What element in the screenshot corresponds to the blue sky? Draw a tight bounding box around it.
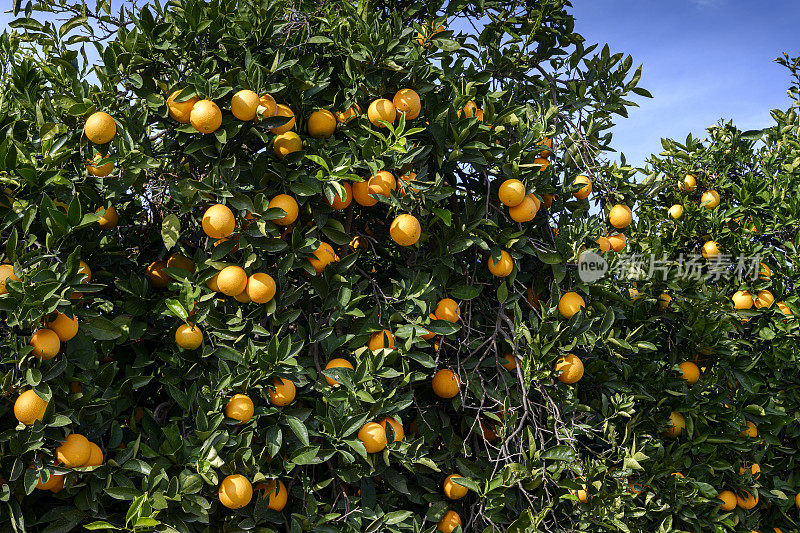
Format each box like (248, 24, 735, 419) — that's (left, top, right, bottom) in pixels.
(569, 0, 800, 167)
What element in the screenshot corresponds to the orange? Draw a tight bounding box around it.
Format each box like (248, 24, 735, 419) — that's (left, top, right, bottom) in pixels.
(739, 463, 761, 479)
(555, 354, 583, 384)
(533, 157, 550, 170)
(542, 193, 555, 208)
(501, 352, 517, 370)
(435, 298, 460, 322)
(358, 422, 387, 453)
(234, 290, 251, 303)
(96, 205, 118, 228)
(36, 471, 64, 491)
(596, 236, 611, 252)
(56, 433, 91, 467)
(558, 292, 585, 318)
(498, 179, 525, 207)
(460, 100, 477, 118)
(78, 260, 91, 282)
(146, 260, 169, 288)
(421, 313, 437, 341)
(231, 89, 260, 121)
(609, 204, 632, 229)
(167, 89, 198, 123)
(268, 194, 299, 225)
(432, 369, 461, 398)
(175, 324, 203, 350)
(509, 195, 538, 222)
(337, 103, 361, 123)
(268, 377, 296, 406)
(327, 182, 353, 210)
(225, 394, 254, 423)
(0, 263, 19, 294)
(307, 109, 337, 138)
(417, 24, 444, 45)
(47, 312, 78, 342)
(741, 420, 758, 438)
(488, 250, 513, 277)
(273, 131, 303, 158)
(399, 171, 421, 195)
(189, 99, 222, 134)
(658, 293, 672, 309)
(393, 89, 421, 120)
(795, 491, 800, 509)
(777, 301, 793, 316)
(14, 389, 48, 425)
(736, 490, 758, 510)
(368, 329, 394, 351)
(308, 242, 338, 274)
(681, 174, 697, 192)
(367, 98, 397, 127)
(217, 266, 248, 296)
(759, 262, 771, 279)
(352, 179, 377, 206)
(259, 93, 277, 118)
(381, 417, 404, 442)
(84, 442, 104, 467)
(668, 204, 684, 220)
(665, 411, 685, 437)
(245, 273, 276, 304)
(717, 490, 737, 511)
(443, 474, 468, 500)
(30, 328, 60, 360)
(701, 190, 720, 209)
(390, 214, 421, 246)
(202, 204, 235, 239)
(732, 290, 753, 310)
(608, 233, 626, 252)
(702, 240, 720, 259)
(218, 474, 253, 509)
(755, 289, 774, 309)
(368, 170, 397, 198)
(324, 358, 354, 386)
(84, 111, 116, 144)
(678, 361, 700, 384)
(167, 253, 195, 274)
(271, 104, 295, 134)
(437, 510, 462, 533)
(256, 479, 288, 511)
(86, 153, 114, 177)
(573, 175, 592, 199)
(572, 480, 590, 503)
(538, 137, 554, 157)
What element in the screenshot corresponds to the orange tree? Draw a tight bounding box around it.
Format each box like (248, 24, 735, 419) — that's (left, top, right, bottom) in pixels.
(7, 0, 800, 532)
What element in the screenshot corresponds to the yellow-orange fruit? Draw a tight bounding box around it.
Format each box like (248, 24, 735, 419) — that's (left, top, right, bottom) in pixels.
(146, 260, 169, 288)
(573, 175, 592, 199)
(217, 266, 248, 296)
(488, 250, 514, 277)
(271, 104, 295, 134)
(86, 153, 114, 177)
(0, 263, 19, 294)
(736, 490, 758, 510)
(231, 89, 260, 121)
(435, 298, 460, 322)
(167, 89, 198, 123)
(189, 99, 222, 134)
(381, 417, 404, 442)
(502, 352, 517, 370)
(175, 324, 203, 350)
(437, 510, 462, 533)
(732, 290, 753, 310)
(36, 471, 64, 491)
(308, 242, 338, 274)
(30, 328, 60, 360)
(498, 179, 525, 207)
(96, 206, 118, 229)
(701, 240, 720, 259)
(665, 411, 685, 437)
(443, 474, 468, 500)
(225, 394, 254, 423)
(83, 442, 104, 467)
(259, 93, 277, 118)
(167, 253, 195, 274)
(390, 214, 421, 246)
(14, 389, 48, 425)
(558, 292, 585, 318)
(202, 204, 235, 239)
(681, 174, 697, 192)
(555, 354, 583, 383)
(368, 329, 394, 351)
(393, 89, 421, 120)
(460, 100, 477, 118)
(324, 358, 354, 386)
(268, 377, 296, 406)
(368, 170, 397, 198)
(701, 190, 720, 209)
(609, 204, 632, 229)
(741, 420, 757, 438)
(337, 103, 361, 123)
(668, 204, 684, 220)
(755, 289, 774, 309)
(245, 273, 276, 304)
(56, 433, 91, 467)
(352, 179, 377, 206)
(327, 182, 353, 210)
(358, 422, 387, 453)
(47, 312, 78, 342)
(218, 474, 253, 509)
(509, 195, 538, 222)
(84, 111, 116, 144)
(268, 194, 299, 225)
(367, 98, 397, 127)
(678, 361, 700, 384)
(432, 369, 461, 398)
(308, 109, 337, 138)
(256, 479, 288, 511)
(608, 233, 626, 252)
(273, 131, 303, 158)
(717, 490, 737, 511)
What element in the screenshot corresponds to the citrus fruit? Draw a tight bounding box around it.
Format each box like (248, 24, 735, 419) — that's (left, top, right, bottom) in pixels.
(702, 240, 720, 259)
(778, 301, 793, 316)
(393, 88, 421, 120)
(665, 411, 685, 437)
(175, 324, 203, 349)
(390, 214, 421, 246)
(84, 442, 104, 467)
(84, 111, 116, 144)
(78, 260, 91, 282)
(308, 242, 338, 274)
(509, 195, 538, 222)
(555, 354, 584, 383)
(352, 179, 377, 206)
(273, 131, 303, 158)
(533, 157, 550, 170)
(0, 263, 19, 294)
(573, 175, 592, 199)
(558, 292, 585, 318)
(259, 93, 277, 118)
(460, 100, 477, 118)
(741, 420, 758, 437)
(717, 490, 737, 511)
(381, 417, 404, 442)
(30, 328, 60, 360)
(245, 273, 276, 304)
(417, 24, 444, 45)
(307, 109, 337, 138)
(86, 153, 114, 177)
(739, 464, 761, 479)
(167, 89, 198, 123)
(146, 260, 169, 288)
(368, 329, 394, 351)
(337, 103, 361, 123)
(234, 290, 251, 303)
(268, 377, 296, 406)
(488, 250, 513, 277)
(324, 358, 354, 386)
(701, 190, 720, 209)
(443, 474, 468, 500)
(538, 137, 554, 157)
(268, 194, 299, 225)
(14, 389, 48, 425)
(218, 474, 253, 509)
(678, 361, 700, 384)
(231, 89, 260, 121)
(217, 266, 248, 296)
(759, 262, 771, 279)
(189, 99, 222, 134)
(668, 204, 684, 220)
(367, 98, 397, 127)
(225, 394, 255, 423)
(435, 298, 460, 322)
(732, 290, 753, 310)
(202, 204, 235, 239)
(609, 204, 632, 229)
(437, 510, 461, 533)
(368, 170, 397, 198)
(47, 312, 78, 342)
(501, 352, 517, 370)
(432, 369, 460, 398)
(256, 479, 288, 511)
(96, 206, 118, 228)
(658, 293, 673, 309)
(358, 422, 387, 453)
(167, 253, 195, 274)
(596, 236, 611, 252)
(498, 179, 525, 207)
(327, 182, 352, 210)
(681, 174, 697, 192)
(608, 233, 626, 252)
(736, 490, 758, 510)
(271, 104, 295, 133)
(56, 433, 91, 467)
(421, 313, 437, 341)
(755, 290, 774, 309)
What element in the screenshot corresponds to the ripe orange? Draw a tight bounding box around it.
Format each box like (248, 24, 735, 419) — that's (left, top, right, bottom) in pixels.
(217, 266, 248, 296)
(509, 195, 538, 222)
(390, 214, 421, 246)
(432, 369, 461, 398)
(393, 89, 421, 120)
(795, 491, 800, 509)
(0, 263, 19, 294)
(759, 262, 771, 279)
(488, 250, 514, 277)
(324, 358, 354, 386)
(273, 131, 303, 158)
(658, 293, 672, 309)
(736, 490, 758, 510)
(417, 24, 444, 45)
(498, 179, 525, 207)
(189, 99, 222, 134)
(555, 354, 584, 384)
(145, 259, 172, 289)
(219, 474, 253, 509)
(245, 273, 276, 304)
(175, 324, 203, 350)
(702, 240, 720, 259)
(56, 433, 91, 467)
(84, 442, 104, 467)
(368, 329, 394, 351)
(337, 103, 361, 123)
(435, 298, 460, 322)
(47, 312, 78, 342)
(167, 253, 195, 274)
(308, 242, 338, 274)
(308, 109, 337, 138)
(741, 420, 758, 438)
(367, 98, 397, 127)
(268, 377, 296, 406)
(231, 89, 260, 121)
(259, 93, 277, 118)
(739, 463, 761, 479)
(717, 490, 737, 511)
(443, 474, 468, 500)
(608, 233, 626, 252)
(596, 236, 611, 252)
(437, 510, 462, 533)
(732, 290, 753, 310)
(755, 290, 774, 309)
(14, 389, 48, 425)
(256, 479, 288, 511)
(460, 100, 477, 118)
(84, 111, 116, 144)
(268, 194, 299, 225)
(538, 137, 554, 157)
(225, 394, 254, 423)
(87, 153, 114, 177)
(327, 182, 352, 210)
(30, 328, 60, 360)
(777, 301, 793, 316)
(701, 190, 720, 209)
(421, 313, 437, 341)
(167, 89, 198, 123)
(271, 104, 296, 134)
(678, 361, 700, 384)
(573, 175, 592, 199)
(352, 179, 377, 206)
(501, 352, 517, 370)
(78, 260, 91, 282)
(368, 170, 397, 198)
(234, 290, 251, 303)
(533, 157, 550, 171)
(680, 174, 697, 192)
(96, 205, 118, 228)
(202, 204, 235, 239)
(358, 422, 387, 453)
(381, 417, 404, 442)
(668, 204, 684, 220)
(665, 411, 685, 437)
(558, 292, 585, 318)
(609, 204, 632, 229)
(36, 470, 65, 491)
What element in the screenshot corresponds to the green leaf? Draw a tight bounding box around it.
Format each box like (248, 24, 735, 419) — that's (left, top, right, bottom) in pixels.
(161, 214, 180, 250)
